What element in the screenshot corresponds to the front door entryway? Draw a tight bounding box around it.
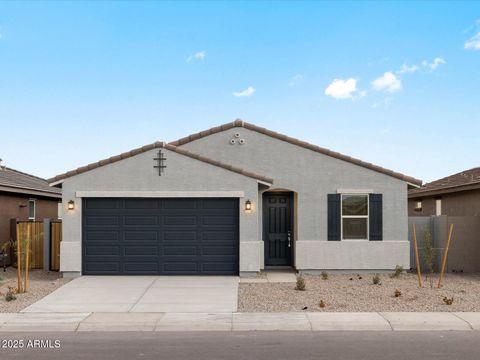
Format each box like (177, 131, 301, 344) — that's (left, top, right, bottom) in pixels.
(263, 192, 293, 266)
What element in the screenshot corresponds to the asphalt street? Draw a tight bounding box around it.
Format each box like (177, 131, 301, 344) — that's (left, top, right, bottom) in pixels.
(1, 331, 480, 360)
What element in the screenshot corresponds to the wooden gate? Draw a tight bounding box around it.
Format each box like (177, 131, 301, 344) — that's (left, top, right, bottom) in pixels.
(16, 221, 44, 269)
(50, 222, 62, 271)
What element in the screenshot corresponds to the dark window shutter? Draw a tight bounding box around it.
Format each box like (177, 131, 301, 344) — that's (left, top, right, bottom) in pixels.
(369, 194, 383, 241)
(328, 194, 341, 241)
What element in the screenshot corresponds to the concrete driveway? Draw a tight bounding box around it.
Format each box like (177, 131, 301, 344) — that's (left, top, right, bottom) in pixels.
(22, 276, 239, 313)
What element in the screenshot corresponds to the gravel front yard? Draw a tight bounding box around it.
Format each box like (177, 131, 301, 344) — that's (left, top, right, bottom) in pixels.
(0, 267, 70, 312)
(239, 273, 480, 312)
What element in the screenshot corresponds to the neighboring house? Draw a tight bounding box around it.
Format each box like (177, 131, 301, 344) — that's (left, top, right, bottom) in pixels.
(408, 167, 480, 216)
(49, 120, 421, 277)
(0, 166, 62, 264)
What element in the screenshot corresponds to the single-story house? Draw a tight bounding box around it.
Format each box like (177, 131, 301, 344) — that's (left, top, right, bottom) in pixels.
(0, 165, 62, 264)
(49, 120, 422, 277)
(409, 167, 480, 216)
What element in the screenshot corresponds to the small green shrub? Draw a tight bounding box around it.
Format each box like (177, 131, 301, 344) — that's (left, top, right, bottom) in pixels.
(372, 274, 381, 285)
(295, 275, 306, 291)
(321, 271, 328, 280)
(390, 265, 404, 278)
(5, 287, 17, 302)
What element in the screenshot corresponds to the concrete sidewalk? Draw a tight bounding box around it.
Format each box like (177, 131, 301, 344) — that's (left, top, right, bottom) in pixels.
(0, 312, 478, 332)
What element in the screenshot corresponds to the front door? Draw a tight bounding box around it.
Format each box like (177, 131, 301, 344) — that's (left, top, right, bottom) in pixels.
(263, 192, 293, 266)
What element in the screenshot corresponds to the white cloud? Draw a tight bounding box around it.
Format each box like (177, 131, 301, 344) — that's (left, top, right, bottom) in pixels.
(324, 78, 359, 99)
(186, 50, 206, 63)
(465, 32, 480, 50)
(422, 57, 446, 71)
(371, 72, 402, 93)
(233, 86, 255, 97)
(397, 63, 419, 74)
(288, 74, 304, 87)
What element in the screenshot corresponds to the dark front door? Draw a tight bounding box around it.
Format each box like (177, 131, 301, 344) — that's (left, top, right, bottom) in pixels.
(263, 193, 293, 266)
(82, 198, 239, 275)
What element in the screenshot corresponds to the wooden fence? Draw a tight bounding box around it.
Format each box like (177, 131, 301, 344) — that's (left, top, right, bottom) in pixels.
(50, 222, 62, 271)
(10, 220, 63, 271)
(16, 221, 44, 269)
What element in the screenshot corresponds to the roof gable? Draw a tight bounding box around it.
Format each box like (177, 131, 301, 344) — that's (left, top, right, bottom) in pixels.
(170, 119, 422, 186)
(48, 142, 273, 185)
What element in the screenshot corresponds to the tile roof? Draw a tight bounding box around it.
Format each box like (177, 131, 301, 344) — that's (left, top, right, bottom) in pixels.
(170, 119, 423, 186)
(48, 142, 273, 185)
(0, 167, 62, 197)
(409, 167, 480, 197)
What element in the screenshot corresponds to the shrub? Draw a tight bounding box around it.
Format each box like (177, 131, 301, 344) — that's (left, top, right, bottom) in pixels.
(372, 274, 381, 285)
(295, 275, 306, 291)
(390, 265, 404, 278)
(321, 271, 328, 280)
(5, 287, 17, 302)
(423, 226, 436, 288)
(443, 296, 454, 305)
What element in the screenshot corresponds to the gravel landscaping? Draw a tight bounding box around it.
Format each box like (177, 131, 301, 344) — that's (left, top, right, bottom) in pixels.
(0, 267, 70, 312)
(239, 272, 480, 312)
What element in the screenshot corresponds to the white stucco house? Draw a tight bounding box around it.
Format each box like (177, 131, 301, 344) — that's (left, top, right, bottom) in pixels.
(49, 120, 422, 277)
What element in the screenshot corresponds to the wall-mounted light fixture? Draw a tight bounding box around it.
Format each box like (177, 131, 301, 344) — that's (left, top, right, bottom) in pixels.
(67, 200, 75, 210)
(245, 200, 252, 212)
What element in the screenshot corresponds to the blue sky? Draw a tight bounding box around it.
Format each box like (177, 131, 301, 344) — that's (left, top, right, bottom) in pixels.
(0, 1, 479, 182)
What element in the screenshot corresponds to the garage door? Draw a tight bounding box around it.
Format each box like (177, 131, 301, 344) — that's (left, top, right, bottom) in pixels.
(82, 198, 239, 275)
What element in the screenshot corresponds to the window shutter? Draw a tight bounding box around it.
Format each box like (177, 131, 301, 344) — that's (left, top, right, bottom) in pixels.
(327, 194, 341, 241)
(369, 194, 383, 241)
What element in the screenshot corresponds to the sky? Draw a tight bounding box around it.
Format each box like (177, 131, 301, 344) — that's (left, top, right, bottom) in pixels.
(0, 1, 479, 183)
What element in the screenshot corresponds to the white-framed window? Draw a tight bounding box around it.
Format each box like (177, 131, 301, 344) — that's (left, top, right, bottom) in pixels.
(435, 198, 442, 216)
(28, 199, 36, 221)
(341, 194, 368, 240)
(57, 202, 62, 220)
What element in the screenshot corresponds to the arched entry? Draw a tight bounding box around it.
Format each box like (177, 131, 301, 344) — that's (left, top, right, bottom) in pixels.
(263, 190, 295, 267)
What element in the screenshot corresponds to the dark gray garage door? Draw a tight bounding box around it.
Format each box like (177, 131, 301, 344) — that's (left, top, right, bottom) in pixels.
(82, 198, 239, 275)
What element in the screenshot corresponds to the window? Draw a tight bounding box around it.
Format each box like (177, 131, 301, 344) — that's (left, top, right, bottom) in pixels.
(414, 200, 422, 212)
(341, 194, 368, 240)
(57, 202, 62, 219)
(28, 199, 35, 221)
(435, 198, 442, 216)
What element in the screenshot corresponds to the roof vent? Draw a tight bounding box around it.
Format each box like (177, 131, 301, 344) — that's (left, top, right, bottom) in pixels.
(0, 158, 5, 171)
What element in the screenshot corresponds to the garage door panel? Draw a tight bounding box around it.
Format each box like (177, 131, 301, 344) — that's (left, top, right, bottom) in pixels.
(123, 246, 158, 256)
(124, 199, 159, 209)
(163, 246, 197, 256)
(163, 199, 197, 209)
(164, 231, 197, 241)
(85, 246, 120, 256)
(202, 246, 237, 256)
(85, 199, 121, 210)
(124, 216, 158, 226)
(85, 216, 120, 227)
(124, 231, 158, 241)
(85, 262, 120, 273)
(85, 231, 119, 242)
(163, 215, 197, 225)
(123, 262, 158, 273)
(83, 198, 238, 275)
(162, 262, 198, 273)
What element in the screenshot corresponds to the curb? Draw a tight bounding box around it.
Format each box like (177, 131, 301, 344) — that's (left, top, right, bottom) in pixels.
(0, 312, 478, 332)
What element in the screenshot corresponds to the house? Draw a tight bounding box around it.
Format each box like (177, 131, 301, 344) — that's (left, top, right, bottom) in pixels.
(48, 120, 421, 277)
(408, 167, 480, 272)
(0, 165, 62, 264)
(408, 167, 480, 216)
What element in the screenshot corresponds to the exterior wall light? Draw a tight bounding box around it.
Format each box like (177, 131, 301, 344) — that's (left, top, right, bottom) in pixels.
(245, 200, 252, 212)
(68, 200, 75, 210)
